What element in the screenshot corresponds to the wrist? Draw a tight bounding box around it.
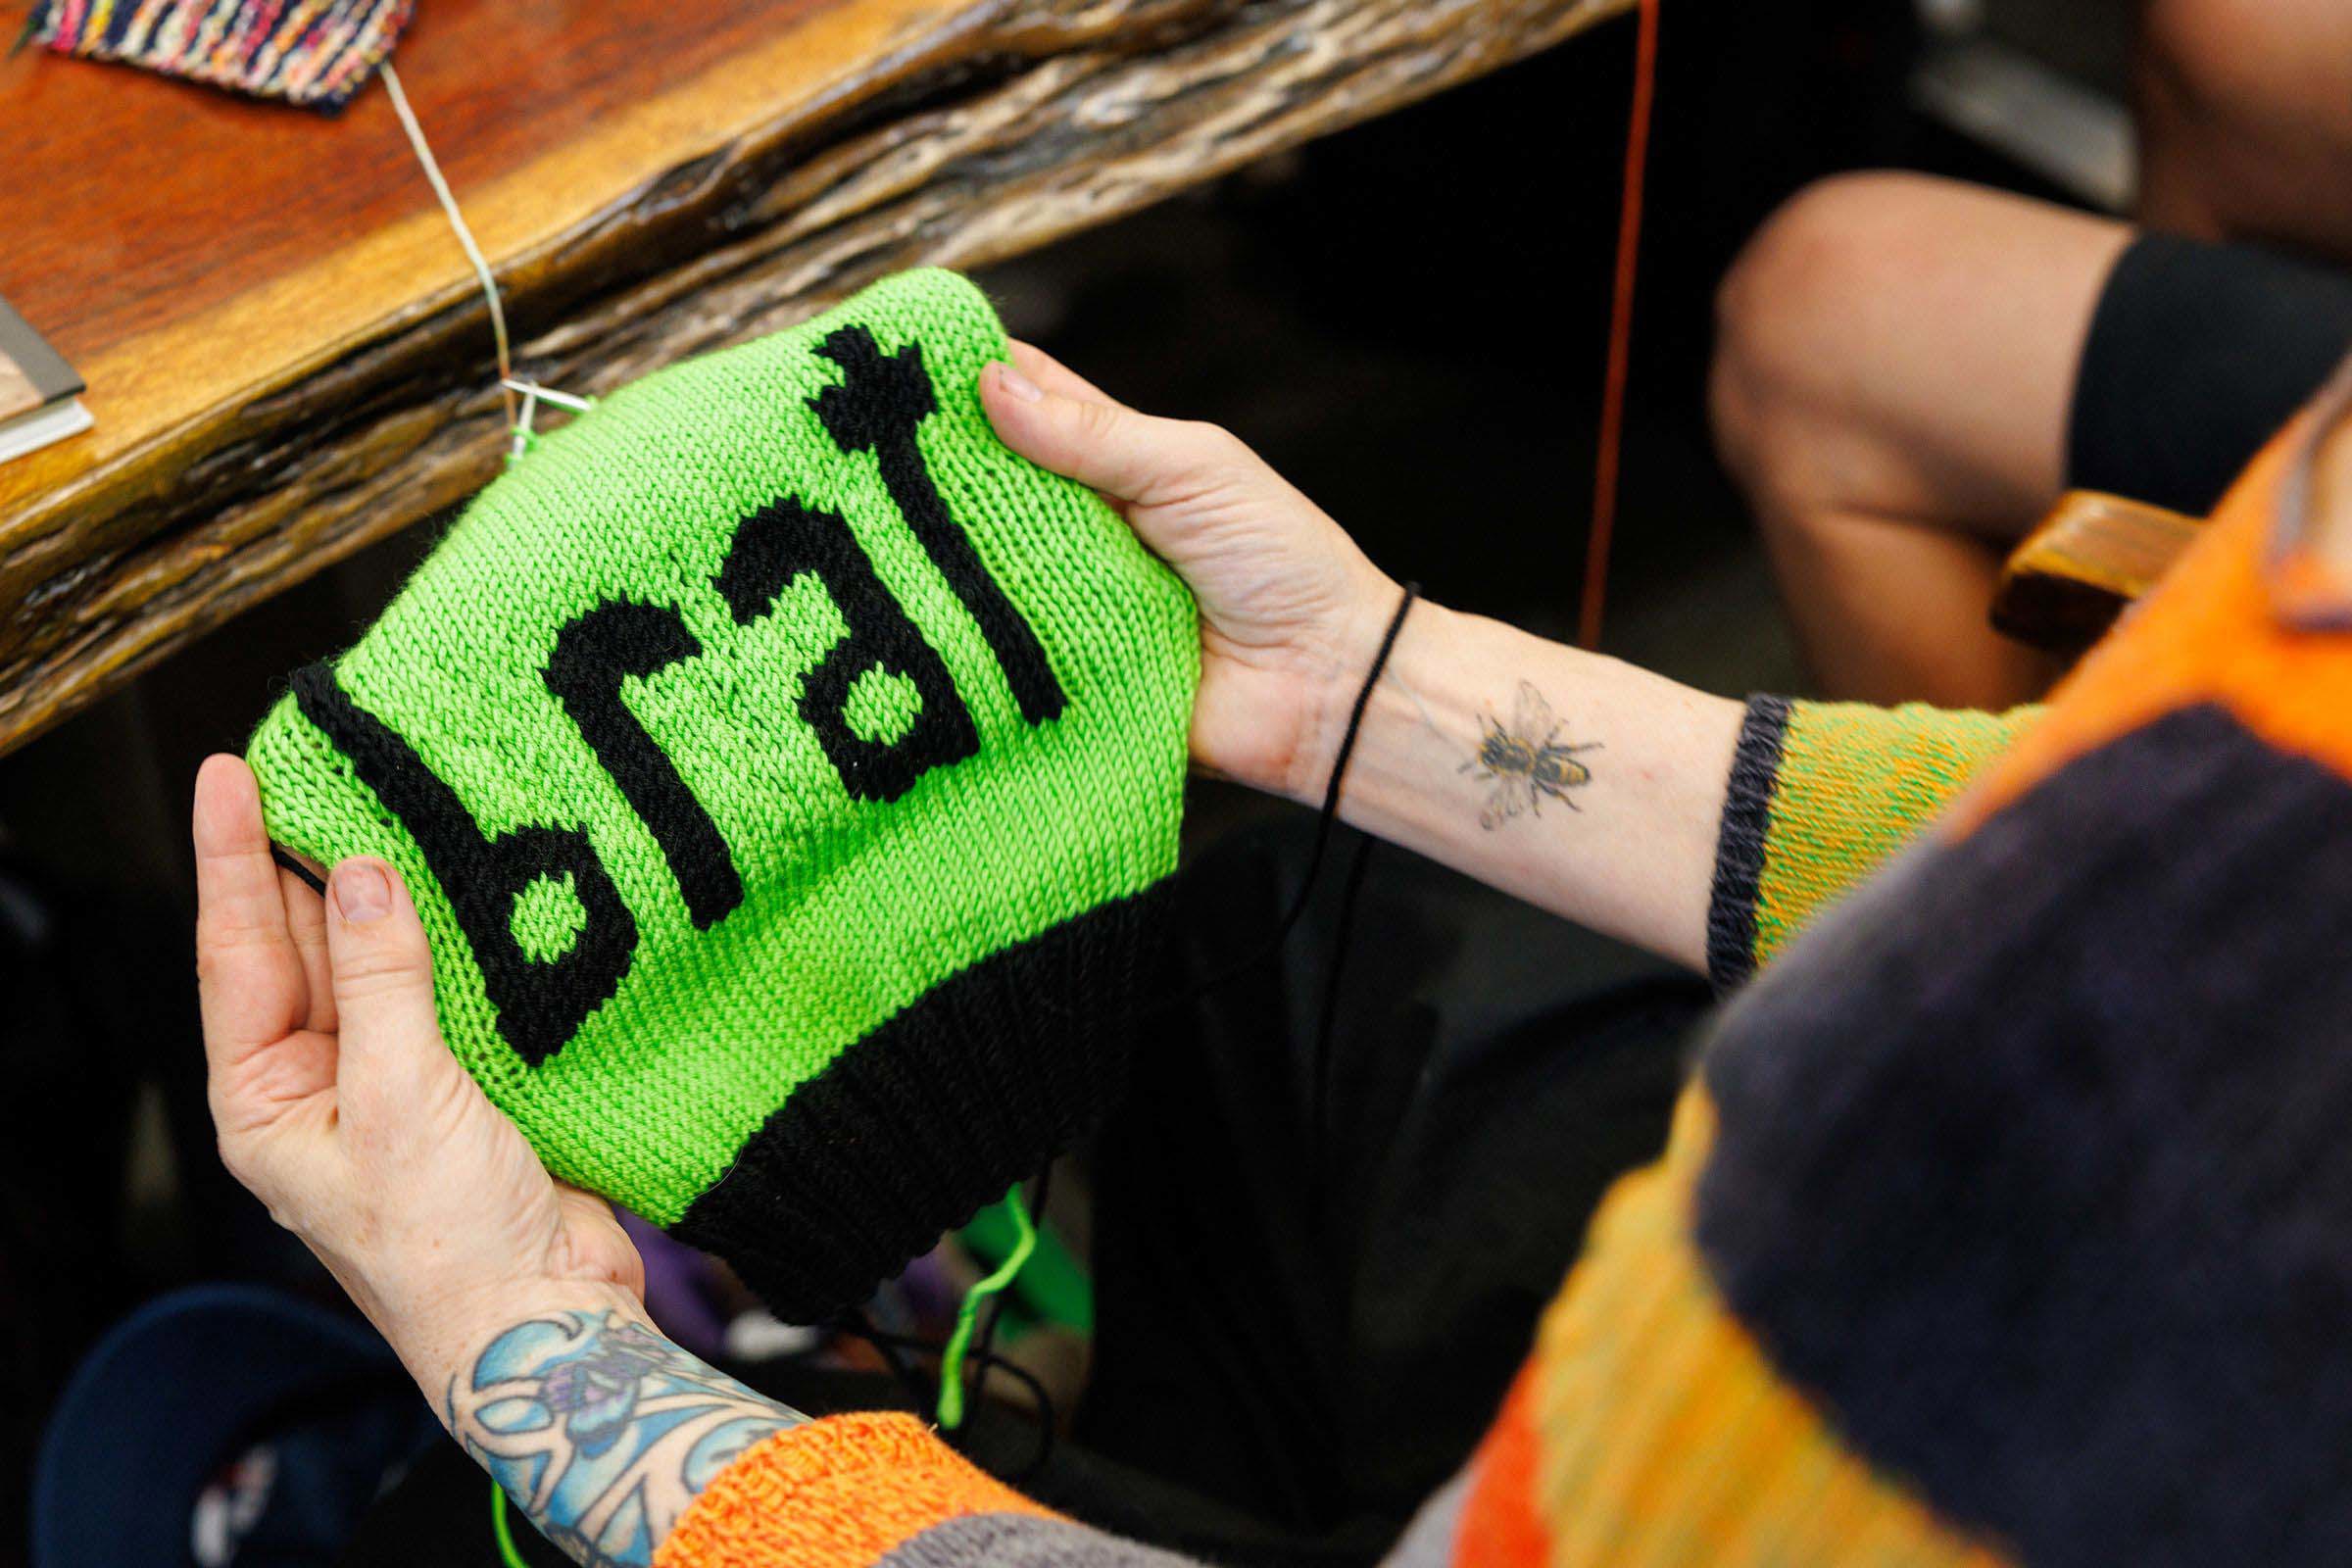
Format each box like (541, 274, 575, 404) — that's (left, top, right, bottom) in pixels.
(390, 1276, 647, 1421)
(1275, 583, 1446, 808)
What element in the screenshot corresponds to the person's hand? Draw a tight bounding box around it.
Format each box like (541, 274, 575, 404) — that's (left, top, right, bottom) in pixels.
(980, 343, 1405, 804)
(193, 755, 643, 1395)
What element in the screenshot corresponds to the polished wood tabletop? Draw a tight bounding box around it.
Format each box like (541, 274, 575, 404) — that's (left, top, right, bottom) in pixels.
(0, 0, 1629, 756)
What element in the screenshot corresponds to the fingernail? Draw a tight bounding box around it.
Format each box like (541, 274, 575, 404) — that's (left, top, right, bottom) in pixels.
(992, 363, 1043, 404)
(333, 861, 391, 922)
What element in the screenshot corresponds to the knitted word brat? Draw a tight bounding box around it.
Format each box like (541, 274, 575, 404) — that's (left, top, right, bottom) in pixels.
(287, 324, 1066, 1068)
(249, 270, 1198, 1317)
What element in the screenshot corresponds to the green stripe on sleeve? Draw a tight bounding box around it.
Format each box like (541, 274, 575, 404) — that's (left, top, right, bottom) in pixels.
(1708, 699, 2041, 987)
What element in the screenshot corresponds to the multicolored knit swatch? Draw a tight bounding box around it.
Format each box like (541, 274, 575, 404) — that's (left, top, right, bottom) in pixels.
(248, 270, 1199, 1321)
(31, 0, 414, 110)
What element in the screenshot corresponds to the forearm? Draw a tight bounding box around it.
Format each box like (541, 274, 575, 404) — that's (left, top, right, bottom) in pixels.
(423, 1290, 1145, 1568)
(1321, 600, 1745, 973)
(431, 1286, 808, 1566)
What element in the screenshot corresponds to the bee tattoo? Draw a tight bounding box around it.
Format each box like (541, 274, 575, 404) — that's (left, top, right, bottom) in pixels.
(1462, 681, 1600, 830)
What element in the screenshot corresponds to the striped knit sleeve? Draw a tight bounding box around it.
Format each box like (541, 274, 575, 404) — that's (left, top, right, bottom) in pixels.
(648, 1407, 1480, 1567)
(1704, 698, 2041, 990)
(651, 1411, 1200, 1568)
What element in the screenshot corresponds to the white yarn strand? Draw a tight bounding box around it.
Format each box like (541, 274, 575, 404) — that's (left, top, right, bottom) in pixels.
(380, 62, 516, 431)
(502, 379, 595, 414)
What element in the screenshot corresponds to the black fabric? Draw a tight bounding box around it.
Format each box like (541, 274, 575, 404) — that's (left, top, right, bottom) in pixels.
(674, 885, 1172, 1326)
(2070, 232, 2352, 514)
(1695, 703, 2352, 1568)
(1078, 813, 1707, 1558)
(1703, 695, 1790, 994)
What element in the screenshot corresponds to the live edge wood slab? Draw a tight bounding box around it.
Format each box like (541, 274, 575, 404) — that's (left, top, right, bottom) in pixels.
(0, 0, 1630, 758)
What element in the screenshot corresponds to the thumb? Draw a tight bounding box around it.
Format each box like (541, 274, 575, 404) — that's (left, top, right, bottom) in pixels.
(324, 858, 451, 1102)
(980, 359, 1242, 509)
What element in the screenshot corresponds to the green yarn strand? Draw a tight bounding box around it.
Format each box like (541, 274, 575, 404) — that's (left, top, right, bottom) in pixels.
(937, 1183, 1038, 1430)
(490, 1482, 528, 1568)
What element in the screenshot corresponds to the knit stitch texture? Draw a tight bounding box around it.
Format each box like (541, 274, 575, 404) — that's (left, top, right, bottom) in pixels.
(32, 0, 413, 110)
(1706, 700, 2037, 987)
(652, 1413, 1053, 1568)
(248, 270, 1197, 1315)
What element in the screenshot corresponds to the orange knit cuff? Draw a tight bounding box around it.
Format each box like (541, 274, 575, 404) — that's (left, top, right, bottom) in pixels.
(652, 1411, 1057, 1568)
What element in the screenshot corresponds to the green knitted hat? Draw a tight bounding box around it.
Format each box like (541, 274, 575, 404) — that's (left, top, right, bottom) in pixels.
(247, 270, 1198, 1320)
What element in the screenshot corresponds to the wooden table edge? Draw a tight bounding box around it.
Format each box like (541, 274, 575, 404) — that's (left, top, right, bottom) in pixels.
(0, 0, 1634, 757)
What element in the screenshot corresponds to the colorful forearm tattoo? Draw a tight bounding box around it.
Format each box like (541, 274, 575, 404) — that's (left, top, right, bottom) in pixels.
(450, 1309, 806, 1566)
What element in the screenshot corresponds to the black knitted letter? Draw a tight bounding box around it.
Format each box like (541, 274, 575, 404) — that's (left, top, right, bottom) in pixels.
(810, 325, 1066, 726)
(291, 665, 636, 1067)
(546, 601, 744, 931)
(716, 495, 979, 803)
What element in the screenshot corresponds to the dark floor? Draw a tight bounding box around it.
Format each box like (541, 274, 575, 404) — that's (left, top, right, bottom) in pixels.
(0, 0, 2108, 1554)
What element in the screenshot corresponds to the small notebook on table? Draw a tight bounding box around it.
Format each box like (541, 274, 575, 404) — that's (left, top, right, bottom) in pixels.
(0, 297, 92, 466)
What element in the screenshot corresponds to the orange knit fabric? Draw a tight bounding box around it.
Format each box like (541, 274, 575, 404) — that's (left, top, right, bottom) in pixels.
(1454, 1365, 1551, 1568)
(1957, 418, 2352, 833)
(652, 1412, 1056, 1568)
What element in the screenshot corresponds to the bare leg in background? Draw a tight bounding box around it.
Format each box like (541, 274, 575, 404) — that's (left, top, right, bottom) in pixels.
(1710, 173, 2127, 709)
(1712, 2, 2352, 709)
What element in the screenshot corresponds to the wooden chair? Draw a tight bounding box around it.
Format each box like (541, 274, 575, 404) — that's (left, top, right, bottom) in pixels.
(1990, 490, 2203, 652)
